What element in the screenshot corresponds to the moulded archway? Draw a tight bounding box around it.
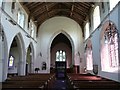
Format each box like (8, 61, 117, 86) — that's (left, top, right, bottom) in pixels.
(100, 20, 119, 72)
(48, 30, 75, 73)
(7, 32, 25, 77)
(37, 16, 83, 73)
(26, 42, 34, 74)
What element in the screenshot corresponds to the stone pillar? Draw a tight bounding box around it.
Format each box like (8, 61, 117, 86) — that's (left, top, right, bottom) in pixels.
(0, 34, 3, 82)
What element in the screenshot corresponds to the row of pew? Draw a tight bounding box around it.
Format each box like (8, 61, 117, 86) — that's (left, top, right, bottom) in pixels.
(2, 73, 55, 90)
(67, 73, 120, 90)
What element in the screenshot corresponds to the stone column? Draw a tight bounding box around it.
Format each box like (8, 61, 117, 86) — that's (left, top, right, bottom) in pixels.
(0, 33, 3, 82)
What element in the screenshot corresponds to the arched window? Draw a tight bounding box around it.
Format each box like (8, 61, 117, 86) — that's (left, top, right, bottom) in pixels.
(0, 0, 3, 7)
(85, 39, 93, 70)
(101, 22, 119, 72)
(85, 22, 90, 40)
(31, 24, 34, 38)
(8, 55, 14, 67)
(29, 20, 35, 38)
(110, 0, 119, 11)
(93, 6, 100, 30)
(11, 0, 16, 13)
(17, 10, 25, 28)
(56, 50, 66, 62)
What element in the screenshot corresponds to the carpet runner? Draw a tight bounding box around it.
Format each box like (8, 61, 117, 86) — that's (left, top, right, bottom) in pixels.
(51, 79, 68, 90)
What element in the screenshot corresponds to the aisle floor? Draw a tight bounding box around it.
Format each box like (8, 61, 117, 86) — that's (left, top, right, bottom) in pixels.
(51, 79, 68, 90)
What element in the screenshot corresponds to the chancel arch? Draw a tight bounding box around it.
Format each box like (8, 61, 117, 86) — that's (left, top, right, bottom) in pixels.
(49, 30, 74, 73)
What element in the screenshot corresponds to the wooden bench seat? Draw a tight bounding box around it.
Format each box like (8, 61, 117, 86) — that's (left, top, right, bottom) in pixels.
(2, 73, 55, 90)
(3, 80, 46, 88)
(67, 73, 120, 90)
(73, 80, 120, 89)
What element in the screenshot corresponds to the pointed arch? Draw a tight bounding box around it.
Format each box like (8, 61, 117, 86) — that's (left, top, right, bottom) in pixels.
(7, 32, 26, 76)
(100, 20, 119, 72)
(49, 30, 74, 52)
(26, 42, 34, 73)
(47, 30, 75, 72)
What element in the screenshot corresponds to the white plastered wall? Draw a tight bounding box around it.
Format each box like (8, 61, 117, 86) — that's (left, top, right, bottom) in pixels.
(85, 2, 120, 82)
(36, 16, 84, 73)
(1, 2, 36, 81)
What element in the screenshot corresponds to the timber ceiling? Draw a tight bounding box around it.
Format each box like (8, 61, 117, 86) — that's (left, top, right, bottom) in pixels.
(21, 2, 94, 34)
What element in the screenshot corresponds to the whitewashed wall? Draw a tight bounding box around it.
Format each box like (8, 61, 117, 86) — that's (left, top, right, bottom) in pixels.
(0, 2, 37, 82)
(36, 16, 84, 73)
(85, 2, 120, 82)
(1, 1, 120, 83)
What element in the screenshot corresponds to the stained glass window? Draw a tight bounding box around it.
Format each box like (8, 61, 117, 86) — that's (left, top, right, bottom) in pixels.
(8, 55, 14, 67)
(108, 33, 119, 67)
(101, 22, 119, 71)
(56, 50, 66, 62)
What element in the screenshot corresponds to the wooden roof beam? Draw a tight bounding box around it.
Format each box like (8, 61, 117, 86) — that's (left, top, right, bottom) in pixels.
(74, 5, 88, 15)
(70, 4, 74, 17)
(74, 3, 89, 12)
(34, 9, 70, 20)
(72, 14, 85, 22)
(45, 2, 50, 17)
(30, 2, 46, 13)
(23, 2, 33, 6)
(28, 2, 43, 10)
(82, 2, 92, 7)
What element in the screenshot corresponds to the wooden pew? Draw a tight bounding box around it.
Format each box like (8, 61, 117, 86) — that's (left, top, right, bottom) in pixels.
(2, 73, 55, 90)
(72, 80, 120, 89)
(67, 73, 120, 90)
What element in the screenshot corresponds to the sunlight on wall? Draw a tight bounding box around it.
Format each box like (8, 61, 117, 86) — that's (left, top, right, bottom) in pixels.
(110, 0, 120, 11)
(85, 39, 93, 70)
(101, 44, 110, 71)
(86, 50, 93, 70)
(85, 22, 90, 40)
